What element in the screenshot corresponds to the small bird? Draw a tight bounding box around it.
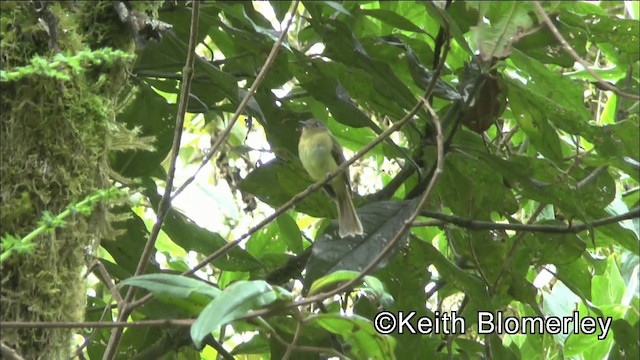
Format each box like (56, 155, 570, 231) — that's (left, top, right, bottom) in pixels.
(298, 119, 363, 237)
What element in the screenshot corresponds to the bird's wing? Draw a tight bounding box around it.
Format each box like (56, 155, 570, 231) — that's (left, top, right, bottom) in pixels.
(330, 136, 352, 194)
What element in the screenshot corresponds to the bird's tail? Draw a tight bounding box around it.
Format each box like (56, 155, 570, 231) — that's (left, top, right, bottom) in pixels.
(337, 194, 363, 238)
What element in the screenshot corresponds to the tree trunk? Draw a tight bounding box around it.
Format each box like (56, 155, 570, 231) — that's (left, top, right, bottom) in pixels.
(0, 1, 152, 357)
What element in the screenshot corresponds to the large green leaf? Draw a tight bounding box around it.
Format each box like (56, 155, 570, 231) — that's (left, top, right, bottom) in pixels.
(374, 239, 443, 357)
(469, 2, 534, 61)
(121, 273, 221, 299)
(303, 199, 418, 291)
(307, 313, 396, 359)
(507, 50, 592, 135)
(238, 157, 335, 218)
(113, 84, 175, 178)
(191, 280, 277, 348)
(142, 179, 263, 271)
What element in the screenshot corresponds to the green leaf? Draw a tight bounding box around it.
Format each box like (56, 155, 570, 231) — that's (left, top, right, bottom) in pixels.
(557, 257, 593, 302)
(101, 209, 155, 278)
(524, 225, 586, 265)
(303, 200, 418, 291)
(245, 221, 287, 260)
(592, 255, 626, 305)
(611, 319, 640, 360)
(307, 270, 390, 303)
(559, 10, 639, 66)
(374, 239, 439, 358)
(142, 179, 263, 271)
(276, 213, 303, 254)
(469, 2, 534, 61)
(271, 1, 292, 21)
(514, 18, 588, 67)
(423, 2, 474, 56)
(113, 85, 175, 178)
(322, 1, 351, 16)
(317, 20, 418, 112)
(588, 118, 640, 181)
(405, 46, 462, 100)
(239, 157, 335, 219)
(191, 280, 277, 348)
(307, 313, 396, 359)
(358, 9, 425, 34)
(507, 49, 592, 136)
(507, 83, 564, 163)
(121, 273, 221, 299)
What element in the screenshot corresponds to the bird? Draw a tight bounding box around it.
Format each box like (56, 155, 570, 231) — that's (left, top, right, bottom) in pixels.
(298, 119, 363, 238)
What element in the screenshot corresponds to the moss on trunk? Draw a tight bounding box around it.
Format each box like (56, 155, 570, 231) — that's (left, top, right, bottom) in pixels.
(0, 1, 159, 357)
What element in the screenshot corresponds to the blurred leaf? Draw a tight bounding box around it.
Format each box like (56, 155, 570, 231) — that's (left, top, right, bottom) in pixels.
(508, 85, 564, 162)
(191, 280, 277, 348)
(246, 221, 287, 260)
(121, 273, 220, 315)
(556, 257, 592, 302)
(142, 179, 263, 271)
(304, 199, 418, 291)
(524, 224, 586, 265)
(271, 1, 292, 21)
(307, 313, 396, 359)
(508, 50, 592, 132)
(421, 240, 492, 318)
(375, 239, 441, 358)
(592, 255, 626, 305)
(358, 9, 426, 34)
(113, 84, 175, 178)
(515, 19, 588, 67)
(276, 213, 304, 254)
(558, 10, 639, 66)
(121, 273, 219, 298)
(100, 208, 153, 278)
(239, 157, 335, 218)
(423, 2, 474, 56)
(405, 46, 462, 100)
(318, 20, 418, 112)
(611, 319, 640, 360)
(469, 2, 534, 61)
(589, 118, 640, 181)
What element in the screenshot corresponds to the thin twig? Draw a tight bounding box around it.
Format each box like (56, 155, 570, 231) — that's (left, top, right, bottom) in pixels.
(0, 319, 194, 329)
(103, 2, 201, 358)
(263, 318, 349, 360)
(282, 317, 303, 360)
(415, 208, 639, 233)
(533, 1, 639, 100)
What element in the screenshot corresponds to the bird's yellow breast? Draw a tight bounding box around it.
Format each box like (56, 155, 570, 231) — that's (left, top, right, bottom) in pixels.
(298, 130, 338, 181)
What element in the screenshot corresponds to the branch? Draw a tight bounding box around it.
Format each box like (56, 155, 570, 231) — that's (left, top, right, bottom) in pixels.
(103, 2, 201, 358)
(0, 343, 24, 360)
(0, 319, 193, 329)
(415, 208, 639, 233)
(533, 1, 640, 100)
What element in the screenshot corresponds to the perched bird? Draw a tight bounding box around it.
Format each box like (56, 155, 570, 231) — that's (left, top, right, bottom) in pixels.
(298, 119, 363, 237)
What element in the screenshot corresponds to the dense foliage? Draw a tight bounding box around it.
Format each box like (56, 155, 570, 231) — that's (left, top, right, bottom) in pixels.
(3, 1, 638, 359)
